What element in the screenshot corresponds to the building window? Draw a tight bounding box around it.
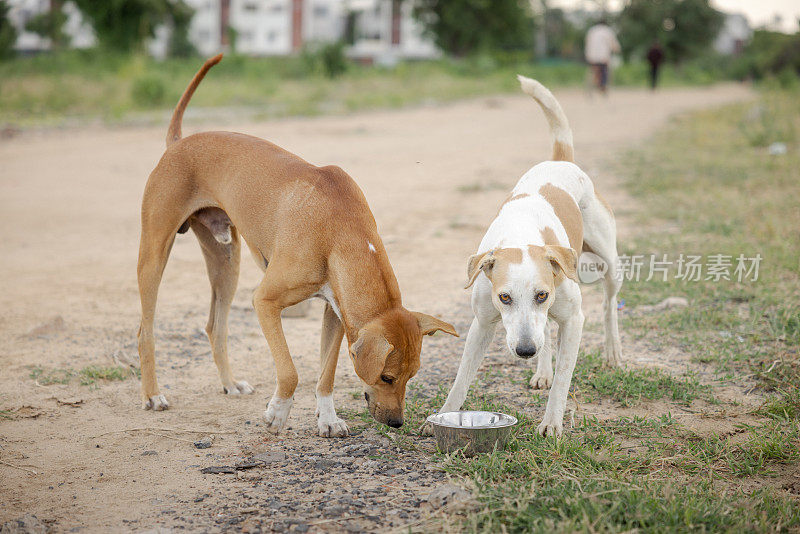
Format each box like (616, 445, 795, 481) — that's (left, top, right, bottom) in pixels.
(314, 5, 328, 17)
(266, 30, 278, 43)
(243, 2, 258, 12)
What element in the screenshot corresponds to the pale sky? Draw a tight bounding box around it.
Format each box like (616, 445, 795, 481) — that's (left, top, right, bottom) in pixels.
(546, 0, 800, 33)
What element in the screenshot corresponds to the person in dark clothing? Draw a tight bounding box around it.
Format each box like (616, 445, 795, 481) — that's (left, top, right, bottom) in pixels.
(646, 41, 665, 90)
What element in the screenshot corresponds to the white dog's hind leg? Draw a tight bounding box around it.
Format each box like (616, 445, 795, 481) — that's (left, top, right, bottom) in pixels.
(582, 195, 622, 367)
(530, 324, 554, 389)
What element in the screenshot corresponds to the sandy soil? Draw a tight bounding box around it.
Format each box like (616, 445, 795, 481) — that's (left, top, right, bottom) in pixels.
(0, 83, 753, 533)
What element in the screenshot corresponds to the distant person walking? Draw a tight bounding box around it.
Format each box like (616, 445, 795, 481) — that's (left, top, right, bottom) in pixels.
(584, 18, 621, 95)
(647, 40, 665, 90)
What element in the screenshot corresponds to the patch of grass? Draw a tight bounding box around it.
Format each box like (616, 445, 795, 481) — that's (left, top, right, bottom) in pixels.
(29, 366, 74, 385)
(574, 349, 713, 406)
(438, 409, 800, 532)
(28, 365, 138, 386)
(77, 365, 139, 386)
(0, 50, 729, 127)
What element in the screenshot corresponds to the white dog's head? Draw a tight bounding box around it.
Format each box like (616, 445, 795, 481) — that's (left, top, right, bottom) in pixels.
(465, 246, 578, 358)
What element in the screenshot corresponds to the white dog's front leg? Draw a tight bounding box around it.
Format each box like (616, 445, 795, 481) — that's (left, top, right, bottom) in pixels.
(440, 317, 498, 413)
(538, 311, 583, 437)
(530, 324, 553, 389)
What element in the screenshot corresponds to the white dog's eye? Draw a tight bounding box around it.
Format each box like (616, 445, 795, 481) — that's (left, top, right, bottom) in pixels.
(535, 291, 549, 304)
(498, 293, 512, 305)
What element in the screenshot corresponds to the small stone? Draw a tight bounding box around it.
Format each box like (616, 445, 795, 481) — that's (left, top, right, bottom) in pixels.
(427, 484, 472, 509)
(253, 451, 286, 464)
(200, 466, 235, 475)
(193, 436, 213, 449)
(141, 450, 158, 456)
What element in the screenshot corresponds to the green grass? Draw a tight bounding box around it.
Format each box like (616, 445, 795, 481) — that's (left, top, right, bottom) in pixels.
(570, 349, 713, 406)
(0, 50, 728, 127)
(29, 365, 139, 386)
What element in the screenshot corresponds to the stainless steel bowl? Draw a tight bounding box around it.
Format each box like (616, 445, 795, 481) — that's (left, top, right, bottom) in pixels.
(426, 411, 518, 455)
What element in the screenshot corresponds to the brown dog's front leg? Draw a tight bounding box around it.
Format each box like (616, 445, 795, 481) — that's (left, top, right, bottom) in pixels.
(253, 280, 300, 434)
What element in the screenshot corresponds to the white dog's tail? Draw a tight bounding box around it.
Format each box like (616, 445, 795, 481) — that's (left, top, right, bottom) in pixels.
(517, 75, 574, 162)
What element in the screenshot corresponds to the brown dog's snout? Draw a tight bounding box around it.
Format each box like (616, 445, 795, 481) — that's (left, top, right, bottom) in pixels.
(386, 418, 403, 428)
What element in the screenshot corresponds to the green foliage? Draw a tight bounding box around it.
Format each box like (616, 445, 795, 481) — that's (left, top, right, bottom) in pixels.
(168, 0, 196, 57)
(72, 0, 195, 54)
(29, 364, 138, 386)
(617, 0, 724, 63)
(413, 0, 535, 57)
(24, 7, 68, 49)
(730, 29, 800, 84)
(0, 0, 17, 60)
(302, 42, 348, 78)
(131, 74, 166, 106)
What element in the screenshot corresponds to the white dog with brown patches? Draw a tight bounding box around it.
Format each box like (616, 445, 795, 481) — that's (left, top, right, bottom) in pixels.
(435, 77, 622, 437)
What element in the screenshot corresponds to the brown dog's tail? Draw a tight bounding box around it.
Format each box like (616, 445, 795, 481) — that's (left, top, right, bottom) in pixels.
(166, 54, 223, 147)
(517, 75, 574, 162)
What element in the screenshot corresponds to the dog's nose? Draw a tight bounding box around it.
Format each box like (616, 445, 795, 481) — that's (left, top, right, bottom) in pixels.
(516, 345, 537, 358)
(386, 418, 403, 428)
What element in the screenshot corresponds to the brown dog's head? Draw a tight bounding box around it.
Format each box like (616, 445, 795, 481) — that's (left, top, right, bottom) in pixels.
(349, 308, 457, 428)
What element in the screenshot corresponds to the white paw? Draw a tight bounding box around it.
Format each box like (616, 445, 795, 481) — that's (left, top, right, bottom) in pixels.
(143, 394, 169, 411)
(529, 371, 553, 389)
(315, 394, 348, 437)
(263, 396, 292, 434)
(537, 415, 563, 438)
(224, 380, 254, 395)
(317, 416, 349, 438)
(419, 420, 434, 436)
(605, 348, 622, 368)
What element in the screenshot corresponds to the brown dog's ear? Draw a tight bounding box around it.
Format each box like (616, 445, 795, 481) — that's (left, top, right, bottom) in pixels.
(465, 250, 496, 288)
(349, 329, 394, 384)
(412, 312, 459, 337)
(545, 245, 579, 283)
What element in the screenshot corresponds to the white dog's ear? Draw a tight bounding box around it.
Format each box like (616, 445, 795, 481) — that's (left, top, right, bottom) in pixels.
(465, 250, 496, 288)
(349, 329, 394, 384)
(545, 246, 579, 283)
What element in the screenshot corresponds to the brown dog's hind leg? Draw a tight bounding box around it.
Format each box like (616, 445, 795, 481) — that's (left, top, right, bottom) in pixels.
(191, 220, 253, 396)
(137, 225, 177, 411)
(253, 257, 324, 433)
(315, 303, 348, 437)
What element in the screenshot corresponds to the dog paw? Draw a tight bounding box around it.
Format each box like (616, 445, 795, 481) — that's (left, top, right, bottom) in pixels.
(143, 395, 169, 411)
(263, 396, 292, 434)
(529, 371, 553, 389)
(317, 416, 349, 438)
(224, 381, 254, 395)
(418, 420, 435, 436)
(537, 417, 563, 438)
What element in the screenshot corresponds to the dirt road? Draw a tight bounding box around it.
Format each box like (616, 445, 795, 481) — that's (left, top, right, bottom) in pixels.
(0, 84, 751, 532)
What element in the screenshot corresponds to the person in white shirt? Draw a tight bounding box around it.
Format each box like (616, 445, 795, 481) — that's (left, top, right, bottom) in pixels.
(584, 18, 621, 94)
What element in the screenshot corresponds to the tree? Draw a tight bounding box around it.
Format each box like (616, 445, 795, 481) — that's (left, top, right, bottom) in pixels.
(72, 0, 194, 54)
(0, 0, 17, 60)
(24, 0, 68, 50)
(617, 0, 723, 63)
(413, 0, 535, 57)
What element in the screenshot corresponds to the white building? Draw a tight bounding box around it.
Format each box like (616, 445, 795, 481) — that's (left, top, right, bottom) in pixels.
(8, 0, 437, 60)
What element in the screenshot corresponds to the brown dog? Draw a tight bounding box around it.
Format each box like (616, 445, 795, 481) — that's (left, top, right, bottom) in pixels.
(137, 55, 457, 437)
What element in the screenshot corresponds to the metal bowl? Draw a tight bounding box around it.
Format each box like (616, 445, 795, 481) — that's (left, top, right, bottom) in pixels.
(426, 411, 518, 455)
